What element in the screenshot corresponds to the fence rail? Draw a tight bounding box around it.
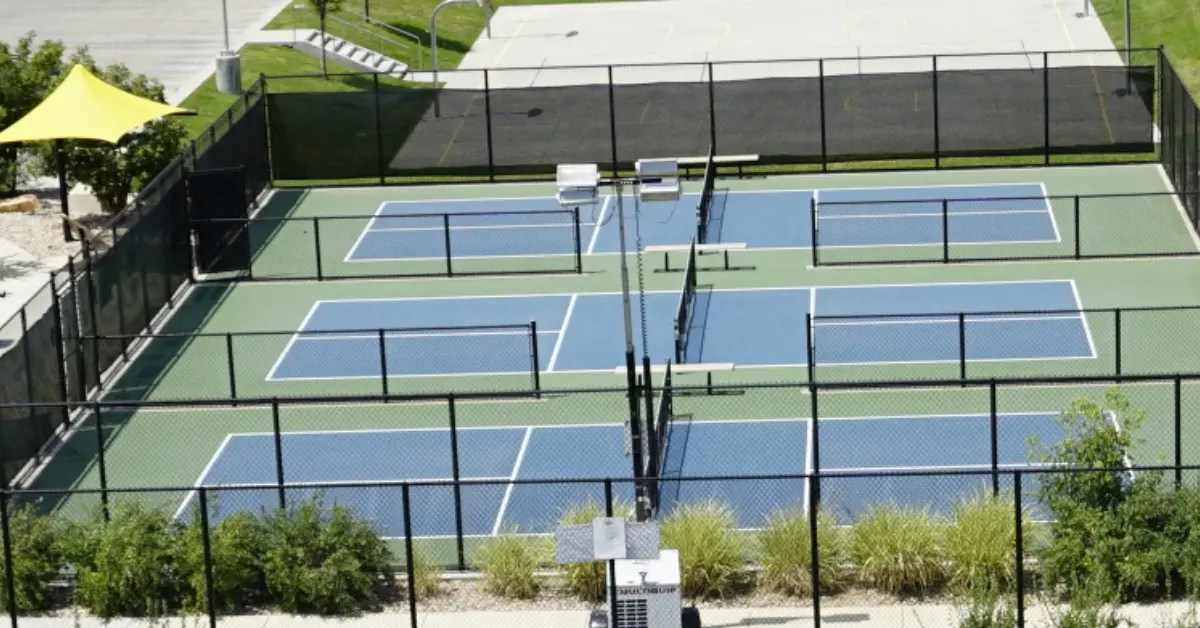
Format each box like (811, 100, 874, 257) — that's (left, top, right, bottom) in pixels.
(264, 48, 1161, 182)
(810, 190, 1200, 266)
(191, 209, 585, 281)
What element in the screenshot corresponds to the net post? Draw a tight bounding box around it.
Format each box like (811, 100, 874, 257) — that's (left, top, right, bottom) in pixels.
(990, 380, 1000, 497)
(808, 383, 820, 477)
(313, 218, 324, 280)
(707, 62, 717, 154)
(958, 312, 967, 380)
(225, 333, 238, 401)
(805, 312, 815, 384)
(1115, 308, 1123, 375)
(1080, 194, 1089, 258)
(607, 65, 619, 177)
(443, 214, 454, 277)
(378, 329, 390, 400)
(642, 355, 654, 460)
(447, 393, 467, 570)
(1043, 51, 1051, 165)
(197, 488, 218, 628)
(271, 398, 286, 509)
(807, 472, 821, 628)
(810, 196, 819, 267)
(942, 199, 950, 263)
(484, 69, 496, 183)
(94, 403, 110, 522)
(49, 274, 71, 427)
(573, 206, 583, 274)
(373, 72, 385, 185)
(932, 55, 941, 169)
(530, 321, 541, 396)
(402, 483, 420, 628)
(1014, 471, 1026, 627)
(1175, 376, 1183, 490)
(818, 59, 828, 172)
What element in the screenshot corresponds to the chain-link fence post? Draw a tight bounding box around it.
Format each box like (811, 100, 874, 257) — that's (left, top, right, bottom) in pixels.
(198, 488, 218, 628)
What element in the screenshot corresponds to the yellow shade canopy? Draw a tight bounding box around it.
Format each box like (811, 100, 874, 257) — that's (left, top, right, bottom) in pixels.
(0, 64, 191, 145)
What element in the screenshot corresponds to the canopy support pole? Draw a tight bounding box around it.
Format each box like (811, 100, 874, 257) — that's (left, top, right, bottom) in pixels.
(56, 139, 73, 242)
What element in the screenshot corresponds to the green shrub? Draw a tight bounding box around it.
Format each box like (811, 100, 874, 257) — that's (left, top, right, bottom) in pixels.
(178, 510, 269, 613)
(850, 504, 945, 595)
(0, 505, 64, 614)
(756, 507, 848, 597)
(556, 498, 633, 602)
(954, 586, 1017, 628)
(474, 531, 545, 600)
(260, 497, 394, 615)
(70, 502, 186, 618)
(660, 500, 746, 600)
(408, 549, 442, 599)
(945, 492, 1027, 594)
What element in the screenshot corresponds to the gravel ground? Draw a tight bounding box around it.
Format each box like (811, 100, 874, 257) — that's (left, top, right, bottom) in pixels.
(0, 189, 110, 268)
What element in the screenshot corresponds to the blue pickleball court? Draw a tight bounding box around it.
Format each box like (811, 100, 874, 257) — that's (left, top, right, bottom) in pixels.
(176, 409, 1074, 535)
(266, 279, 1095, 381)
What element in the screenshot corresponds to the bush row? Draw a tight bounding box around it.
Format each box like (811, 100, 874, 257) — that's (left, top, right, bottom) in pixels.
(0, 497, 411, 617)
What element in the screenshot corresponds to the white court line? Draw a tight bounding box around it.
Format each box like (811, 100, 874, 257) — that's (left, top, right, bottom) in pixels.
(814, 278, 1076, 294)
(821, 463, 1046, 474)
(813, 314, 1087, 328)
(812, 181, 1048, 196)
(342, 200, 390, 263)
(802, 417, 814, 516)
(1156, 164, 1200, 252)
(819, 354, 1096, 368)
(264, 301, 323, 381)
(492, 427, 533, 536)
(368, 223, 588, 233)
(229, 422, 626, 440)
(546, 294, 578, 373)
(345, 251, 579, 263)
(288, 329, 555, 341)
(585, 195, 612, 255)
(1067, 280, 1099, 360)
(207, 476, 514, 490)
(371, 194, 559, 206)
(815, 209, 1051, 220)
(173, 433, 235, 521)
(1040, 182, 1064, 244)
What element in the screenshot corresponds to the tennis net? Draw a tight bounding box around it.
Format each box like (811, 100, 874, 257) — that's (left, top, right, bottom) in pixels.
(673, 239, 699, 364)
(697, 146, 716, 244)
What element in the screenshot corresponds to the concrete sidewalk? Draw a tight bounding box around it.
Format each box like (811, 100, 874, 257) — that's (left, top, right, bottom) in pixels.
(0, 0, 292, 104)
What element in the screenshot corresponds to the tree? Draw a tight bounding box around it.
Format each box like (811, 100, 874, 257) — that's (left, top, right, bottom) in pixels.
(0, 32, 67, 193)
(37, 49, 187, 214)
(308, 0, 345, 77)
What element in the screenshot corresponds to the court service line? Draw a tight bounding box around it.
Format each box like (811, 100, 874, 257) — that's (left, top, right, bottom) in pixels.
(818, 354, 1096, 368)
(586, 195, 613, 255)
(264, 302, 323, 382)
(817, 237, 1061, 250)
(290, 329, 547, 341)
(1066, 279, 1099, 360)
(816, 209, 1050, 220)
(492, 427, 534, 536)
(173, 433, 235, 521)
(813, 314, 1087, 327)
(345, 251, 580, 264)
(546, 294, 578, 373)
(369, 223, 589, 233)
(810, 181, 1048, 196)
(1040, 182, 1065, 244)
(303, 280, 1077, 309)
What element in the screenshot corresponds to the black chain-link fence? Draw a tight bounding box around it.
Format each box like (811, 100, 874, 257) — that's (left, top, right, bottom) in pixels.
(3, 374, 1200, 626)
(81, 324, 544, 402)
(191, 208, 584, 281)
(1161, 52, 1200, 221)
(0, 79, 271, 489)
(811, 190, 1200, 265)
(264, 49, 1160, 182)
